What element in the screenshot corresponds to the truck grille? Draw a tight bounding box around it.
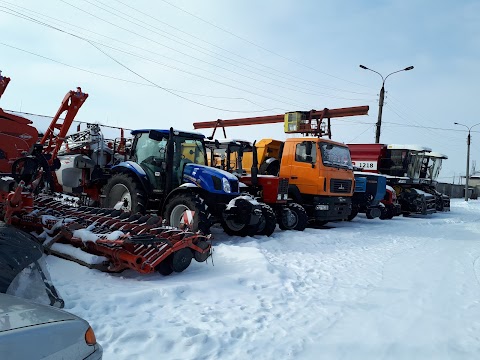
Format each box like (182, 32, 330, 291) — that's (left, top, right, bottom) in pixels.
(277, 178, 289, 196)
(330, 179, 352, 193)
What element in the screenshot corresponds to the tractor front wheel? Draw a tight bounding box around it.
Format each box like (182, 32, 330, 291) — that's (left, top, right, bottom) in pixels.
(278, 203, 308, 231)
(256, 204, 277, 236)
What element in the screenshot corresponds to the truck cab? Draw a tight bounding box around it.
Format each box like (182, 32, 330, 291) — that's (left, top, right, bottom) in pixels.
(242, 137, 354, 224)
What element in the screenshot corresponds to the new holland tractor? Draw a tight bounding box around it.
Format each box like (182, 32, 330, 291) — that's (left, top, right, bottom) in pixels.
(56, 128, 265, 236)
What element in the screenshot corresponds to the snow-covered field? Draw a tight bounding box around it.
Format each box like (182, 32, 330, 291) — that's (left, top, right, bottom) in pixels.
(47, 199, 480, 360)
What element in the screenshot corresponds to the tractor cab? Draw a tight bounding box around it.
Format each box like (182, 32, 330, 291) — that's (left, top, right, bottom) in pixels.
(131, 129, 207, 192)
(204, 139, 252, 176)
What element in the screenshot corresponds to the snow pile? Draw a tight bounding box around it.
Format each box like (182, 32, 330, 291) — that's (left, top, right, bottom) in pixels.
(50, 243, 108, 265)
(46, 199, 480, 360)
(226, 195, 260, 210)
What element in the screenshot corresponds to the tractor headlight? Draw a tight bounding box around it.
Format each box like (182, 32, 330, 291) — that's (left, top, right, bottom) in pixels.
(222, 177, 231, 193)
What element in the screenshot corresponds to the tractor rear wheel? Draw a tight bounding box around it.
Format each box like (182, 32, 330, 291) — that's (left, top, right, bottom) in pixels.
(163, 193, 211, 234)
(256, 204, 277, 236)
(101, 173, 146, 213)
(278, 203, 308, 231)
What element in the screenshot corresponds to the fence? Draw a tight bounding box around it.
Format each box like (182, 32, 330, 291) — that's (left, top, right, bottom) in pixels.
(436, 183, 473, 198)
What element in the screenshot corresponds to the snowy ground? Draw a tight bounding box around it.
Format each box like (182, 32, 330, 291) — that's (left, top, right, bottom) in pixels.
(47, 199, 480, 360)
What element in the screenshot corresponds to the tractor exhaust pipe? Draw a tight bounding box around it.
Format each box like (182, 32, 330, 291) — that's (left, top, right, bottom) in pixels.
(165, 127, 175, 194)
(251, 140, 258, 187)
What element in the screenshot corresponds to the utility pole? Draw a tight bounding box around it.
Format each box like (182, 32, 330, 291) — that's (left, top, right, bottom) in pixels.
(359, 65, 414, 143)
(454, 121, 480, 201)
(466, 131, 471, 201)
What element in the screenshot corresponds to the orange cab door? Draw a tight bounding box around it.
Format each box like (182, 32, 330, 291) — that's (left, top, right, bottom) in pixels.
(283, 140, 319, 195)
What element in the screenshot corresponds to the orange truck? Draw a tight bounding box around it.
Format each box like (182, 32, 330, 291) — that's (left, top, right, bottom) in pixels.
(194, 106, 369, 225)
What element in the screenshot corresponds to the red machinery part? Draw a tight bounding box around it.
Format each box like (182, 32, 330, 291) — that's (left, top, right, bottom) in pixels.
(0, 74, 10, 99)
(40, 88, 89, 163)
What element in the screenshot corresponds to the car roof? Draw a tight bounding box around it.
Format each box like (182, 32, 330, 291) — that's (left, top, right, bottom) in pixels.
(0, 293, 79, 332)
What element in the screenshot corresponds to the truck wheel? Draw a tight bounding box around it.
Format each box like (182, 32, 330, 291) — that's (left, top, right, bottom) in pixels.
(163, 193, 211, 234)
(278, 203, 307, 231)
(347, 207, 359, 221)
(101, 173, 146, 213)
(256, 204, 277, 236)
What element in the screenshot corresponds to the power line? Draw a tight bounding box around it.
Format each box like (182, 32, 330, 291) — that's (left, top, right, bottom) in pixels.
(5, 109, 133, 131)
(0, 6, 317, 109)
(157, 0, 372, 89)
(109, 0, 374, 96)
(0, 41, 284, 110)
(57, 0, 374, 102)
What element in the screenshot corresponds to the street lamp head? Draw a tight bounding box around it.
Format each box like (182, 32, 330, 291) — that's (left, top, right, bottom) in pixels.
(404, 66, 414, 71)
(359, 65, 368, 70)
(454, 122, 459, 125)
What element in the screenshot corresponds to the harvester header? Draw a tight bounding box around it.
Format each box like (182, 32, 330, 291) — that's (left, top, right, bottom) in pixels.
(193, 106, 369, 139)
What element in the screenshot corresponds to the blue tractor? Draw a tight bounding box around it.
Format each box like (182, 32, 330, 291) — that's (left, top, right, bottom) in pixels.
(100, 128, 264, 236)
(348, 172, 387, 220)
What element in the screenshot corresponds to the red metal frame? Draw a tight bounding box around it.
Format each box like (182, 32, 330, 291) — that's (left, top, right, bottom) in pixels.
(193, 106, 369, 138)
(40, 88, 89, 164)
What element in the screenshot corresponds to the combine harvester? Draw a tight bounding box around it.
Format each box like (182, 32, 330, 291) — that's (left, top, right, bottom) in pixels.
(348, 143, 443, 215)
(194, 107, 372, 226)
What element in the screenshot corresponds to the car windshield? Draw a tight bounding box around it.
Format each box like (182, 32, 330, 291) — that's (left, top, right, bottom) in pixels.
(319, 142, 352, 169)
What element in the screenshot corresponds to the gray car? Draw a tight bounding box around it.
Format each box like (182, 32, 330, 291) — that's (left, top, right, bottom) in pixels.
(0, 293, 103, 360)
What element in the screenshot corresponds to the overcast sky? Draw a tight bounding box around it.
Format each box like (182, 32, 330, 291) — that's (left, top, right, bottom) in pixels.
(1, 0, 479, 182)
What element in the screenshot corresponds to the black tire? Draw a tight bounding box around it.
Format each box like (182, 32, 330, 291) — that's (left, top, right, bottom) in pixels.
(221, 220, 258, 237)
(347, 207, 359, 221)
(101, 173, 146, 213)
(256, 203, 277, 236)
(366, 210, 374, 219)
(163, 193, 211, 234)
(380, 207, 394, 220)
(278, 203, 308, 231)
(194, 240, 210, 262)
(171, 248, 193, 273)
(156, 255, 174, 276)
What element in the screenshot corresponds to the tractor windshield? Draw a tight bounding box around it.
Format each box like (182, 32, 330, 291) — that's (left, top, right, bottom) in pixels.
(319, 142, 353, 170)
(133, 132, 167, 164)
(407, 152, 425, 179)
(173, 137, 206, 167)
(429, 157, 443, 181)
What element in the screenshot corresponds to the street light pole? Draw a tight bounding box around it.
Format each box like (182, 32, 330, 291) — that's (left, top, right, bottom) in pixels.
(359, 65, 414, 143)
(454, 122, 480, 201)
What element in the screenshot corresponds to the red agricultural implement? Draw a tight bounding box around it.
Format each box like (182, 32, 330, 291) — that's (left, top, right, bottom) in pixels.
(1, 165, 211, 276)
